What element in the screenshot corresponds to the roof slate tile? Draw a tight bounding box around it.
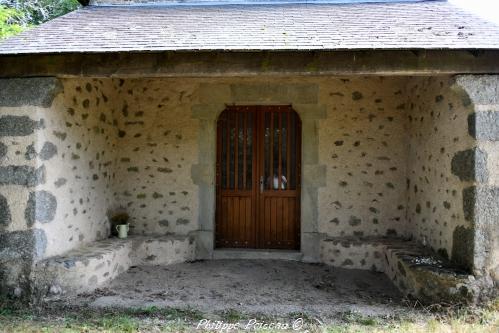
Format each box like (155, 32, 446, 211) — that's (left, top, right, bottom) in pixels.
(1, 2, 499, 54)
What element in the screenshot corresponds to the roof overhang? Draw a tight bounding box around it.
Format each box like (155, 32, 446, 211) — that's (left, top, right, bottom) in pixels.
(1, 49, 499, 78)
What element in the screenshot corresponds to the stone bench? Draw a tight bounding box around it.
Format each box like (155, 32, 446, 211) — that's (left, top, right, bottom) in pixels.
(32, 235, 195, 297)
(321, 237, 477, 304)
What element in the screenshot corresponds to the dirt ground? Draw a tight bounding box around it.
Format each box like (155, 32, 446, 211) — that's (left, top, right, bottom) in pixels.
(72, 259, 415, 318)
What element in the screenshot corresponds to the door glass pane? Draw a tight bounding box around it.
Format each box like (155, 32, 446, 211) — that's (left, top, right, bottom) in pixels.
(246, 112, 253, 190)
(238, 112, 244, 190)
(290, 112, 296, 190)
(264, 112, 270, 190)
(273, 112, 279, 190)
(282, 113, 287, 190)
(229, 113, 235, 190)
(221, 114, 227, 189)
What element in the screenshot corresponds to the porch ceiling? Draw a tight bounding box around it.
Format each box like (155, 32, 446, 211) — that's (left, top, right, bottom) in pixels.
(0, 1, 499, 55)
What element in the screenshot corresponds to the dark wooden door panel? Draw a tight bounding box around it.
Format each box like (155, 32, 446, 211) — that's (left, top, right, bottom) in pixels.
(217, 195, 254, 248)
(216, 105, 300, 250)
(257, 106, 301, 250)
(216, 106, 256, 248)
(259, 196, 299, 249)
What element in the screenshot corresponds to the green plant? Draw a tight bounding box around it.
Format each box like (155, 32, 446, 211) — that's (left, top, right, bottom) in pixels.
(0, 5, 24, 38)
(2, 0, 80, 25)
(0, 0, 80, 39)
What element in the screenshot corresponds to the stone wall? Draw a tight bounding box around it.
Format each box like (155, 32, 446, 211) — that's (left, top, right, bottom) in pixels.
(318, 77, 409, 239)
(40, 79, 118, 257)
(405, 77, 475, 267)
(112, 79, 199, 237)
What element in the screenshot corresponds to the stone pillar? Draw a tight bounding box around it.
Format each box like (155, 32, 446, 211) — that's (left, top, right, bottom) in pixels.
(453, 75, 499, 291)
(0, 77, 62, 299)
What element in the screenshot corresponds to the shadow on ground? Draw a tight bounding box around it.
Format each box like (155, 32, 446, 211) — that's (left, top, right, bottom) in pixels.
(67, 259, 411, 318)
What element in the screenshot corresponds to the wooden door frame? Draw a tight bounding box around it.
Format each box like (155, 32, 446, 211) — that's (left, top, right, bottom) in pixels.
(191, 82, 326, 261)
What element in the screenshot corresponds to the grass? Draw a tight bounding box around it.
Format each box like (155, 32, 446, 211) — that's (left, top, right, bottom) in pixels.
(0, 299, 497, 332)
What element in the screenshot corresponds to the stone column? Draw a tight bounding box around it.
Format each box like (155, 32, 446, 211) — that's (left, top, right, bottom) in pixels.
(0, 77, 62, 299)
(453, 75, 499, 291)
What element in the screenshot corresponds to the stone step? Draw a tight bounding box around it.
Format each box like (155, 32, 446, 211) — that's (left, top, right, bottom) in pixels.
(213, 248, 303, 261)
(33, 235, 195, 297)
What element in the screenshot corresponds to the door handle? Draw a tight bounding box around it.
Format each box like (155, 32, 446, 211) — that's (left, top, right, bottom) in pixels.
(260, 176, 264, 193)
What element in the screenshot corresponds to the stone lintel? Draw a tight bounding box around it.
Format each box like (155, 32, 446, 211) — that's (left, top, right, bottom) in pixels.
(230, 83, 318, 104)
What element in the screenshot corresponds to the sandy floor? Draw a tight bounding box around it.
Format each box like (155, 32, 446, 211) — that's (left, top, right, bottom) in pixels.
(75, 259, 416, 318)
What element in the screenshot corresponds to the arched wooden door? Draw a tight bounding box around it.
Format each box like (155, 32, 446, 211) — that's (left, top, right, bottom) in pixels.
(215, 105, 301, 250)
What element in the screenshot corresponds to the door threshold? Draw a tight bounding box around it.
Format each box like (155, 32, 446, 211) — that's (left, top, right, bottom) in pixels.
(213, 248, 303, 261)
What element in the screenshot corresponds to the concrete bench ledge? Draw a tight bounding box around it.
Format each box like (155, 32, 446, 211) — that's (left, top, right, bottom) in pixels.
(32, 235, 195, 297)
(321, 236, 477, 303)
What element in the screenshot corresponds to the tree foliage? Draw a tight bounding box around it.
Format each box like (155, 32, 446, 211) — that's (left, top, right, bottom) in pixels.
(0, 0, 80, 38)
(0, 5, 24, 38)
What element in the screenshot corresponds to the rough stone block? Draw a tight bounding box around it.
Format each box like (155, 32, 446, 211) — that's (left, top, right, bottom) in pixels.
(0, 116, 43, 137)
(468, 111, 499, 141)
(462, 186, 476, 222)
(0, 165, 45, 186)
(25, 190, 57, 226)
(461, 185, 499, 278)
(451, 147, 488, 182)
(39, 142, 57, 160)
(0, 229, 47, 262)
(0, 194, 11, 227)
(0, 77, 63, 108)
(0, 142, 7, 160)
(452, 226, 474, 271)
(456, 75, 499, 105)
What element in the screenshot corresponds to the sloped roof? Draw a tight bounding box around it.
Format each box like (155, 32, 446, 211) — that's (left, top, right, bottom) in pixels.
(1, 0, 499, 55)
